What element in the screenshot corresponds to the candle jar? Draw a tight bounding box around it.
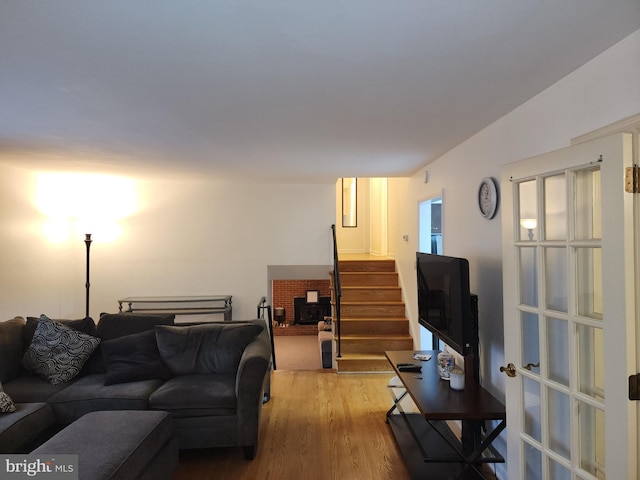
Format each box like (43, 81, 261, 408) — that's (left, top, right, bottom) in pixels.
(437, 348, 455, 380)
(450, 367, 465, 390)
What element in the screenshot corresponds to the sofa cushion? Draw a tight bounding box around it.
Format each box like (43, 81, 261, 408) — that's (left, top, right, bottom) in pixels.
(0, 382, 15, 413)
(155, 323, 263, 375)
(0, 317, 26, 383)
(47, 374, 164, 425)
(102, 330, 172, 386)
(22, 316, 100, 385)
(0, 402, 56, 454)
(149, 373, 236, 417)
(1, 375, 71, 403)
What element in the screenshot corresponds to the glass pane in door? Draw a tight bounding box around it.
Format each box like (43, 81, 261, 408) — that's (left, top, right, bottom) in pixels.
(578, 401, 606, 477)
(544, 248, 567, 312)
(547, 388, 571, 459)
(519, 180, 538, 241)
(523, 376, 541, 442)
(576, 247, 603, 320)
(543, 174, 566, 240)
(521, 312, 540, 374)
(574, 168, 601, 240)
(548, 459, 571, 480)
(519, 248, 538, 306)
(524, 442, 542, 480)
(546, 317, 568, 386)
(576, 324, 605, 400)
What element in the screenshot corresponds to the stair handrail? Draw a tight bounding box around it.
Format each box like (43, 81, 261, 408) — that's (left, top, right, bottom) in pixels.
(331, 224, 342, 358)
(256, 296, 276, 372)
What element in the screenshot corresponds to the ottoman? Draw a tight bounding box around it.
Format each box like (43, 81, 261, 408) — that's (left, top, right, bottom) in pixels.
(318, 329, 333, 369)
(32, 410, 178, 480)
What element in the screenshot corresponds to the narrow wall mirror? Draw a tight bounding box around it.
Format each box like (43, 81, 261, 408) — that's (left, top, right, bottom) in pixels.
(342, 177, 357, 227)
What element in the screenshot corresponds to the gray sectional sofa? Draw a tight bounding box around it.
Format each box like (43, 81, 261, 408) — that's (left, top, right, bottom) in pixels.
(0, 313, 272, 467)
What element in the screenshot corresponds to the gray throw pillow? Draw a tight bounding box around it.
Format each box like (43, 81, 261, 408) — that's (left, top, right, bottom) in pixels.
(102, 330, 172, 385)
(87, 312, 176, 375)
(22, 315, 101, 384)
(156, 323, 263, 375)
(0, 381, 15, 413)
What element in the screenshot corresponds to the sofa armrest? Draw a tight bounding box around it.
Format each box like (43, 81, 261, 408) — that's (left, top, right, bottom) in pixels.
(235, 327, 271, 448)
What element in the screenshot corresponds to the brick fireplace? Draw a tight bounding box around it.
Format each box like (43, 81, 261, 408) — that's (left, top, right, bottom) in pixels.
(271, 279, 331, 335)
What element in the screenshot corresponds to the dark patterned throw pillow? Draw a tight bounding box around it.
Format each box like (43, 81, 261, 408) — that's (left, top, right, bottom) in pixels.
(0, 381, 16, 413)
(22, 315, 101, 384)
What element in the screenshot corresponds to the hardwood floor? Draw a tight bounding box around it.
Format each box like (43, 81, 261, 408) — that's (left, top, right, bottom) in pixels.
(172, 370, 411, 480)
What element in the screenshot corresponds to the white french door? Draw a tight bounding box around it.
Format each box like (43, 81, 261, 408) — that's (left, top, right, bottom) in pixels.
(501, 132, 637, 479)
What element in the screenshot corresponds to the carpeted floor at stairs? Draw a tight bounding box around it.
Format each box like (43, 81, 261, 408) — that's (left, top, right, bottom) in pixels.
(272, 335, 323, 371)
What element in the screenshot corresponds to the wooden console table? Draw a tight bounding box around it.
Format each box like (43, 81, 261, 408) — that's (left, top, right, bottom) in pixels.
(385, 350, 505, 479)
(118, 295, 232, 321)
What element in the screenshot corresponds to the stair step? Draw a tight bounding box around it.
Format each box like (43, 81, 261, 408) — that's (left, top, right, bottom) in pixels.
(339, 318, 409, 335)
(339, 302, 406, 318)
(338, 259, 396, 273)
(340, 286, 402, 302)
(339, 272, 399, 287)
(339, 335, 413, 354)
(336, 354, 393, 373)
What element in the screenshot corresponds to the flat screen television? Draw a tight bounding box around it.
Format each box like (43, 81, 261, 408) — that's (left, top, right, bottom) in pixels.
(416, 252, 475, 356)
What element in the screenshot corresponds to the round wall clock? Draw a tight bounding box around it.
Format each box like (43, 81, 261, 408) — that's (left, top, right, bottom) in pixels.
(478, 177, 498, 219)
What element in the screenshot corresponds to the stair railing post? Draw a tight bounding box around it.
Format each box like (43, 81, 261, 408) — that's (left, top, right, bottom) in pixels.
(331, 225, 342, 358)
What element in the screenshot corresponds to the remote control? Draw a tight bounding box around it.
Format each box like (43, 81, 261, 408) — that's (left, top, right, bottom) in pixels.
(398, 364, 422, 372)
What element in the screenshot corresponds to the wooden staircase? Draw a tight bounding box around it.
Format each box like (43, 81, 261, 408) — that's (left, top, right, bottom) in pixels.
(333, 258, 413, 373)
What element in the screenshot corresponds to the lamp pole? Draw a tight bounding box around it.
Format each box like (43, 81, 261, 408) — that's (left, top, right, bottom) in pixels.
(85, 233, 92, 318)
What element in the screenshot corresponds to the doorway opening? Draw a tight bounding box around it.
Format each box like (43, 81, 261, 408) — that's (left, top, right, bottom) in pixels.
(419, 196, 442, 254)
(418, 195, 442, 349)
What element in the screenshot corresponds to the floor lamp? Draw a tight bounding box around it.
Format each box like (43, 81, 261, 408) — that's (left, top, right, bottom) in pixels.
(85, 233, 92, 319)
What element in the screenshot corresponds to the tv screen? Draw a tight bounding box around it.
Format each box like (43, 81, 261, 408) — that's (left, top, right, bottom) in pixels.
(416, 252, 473, 356)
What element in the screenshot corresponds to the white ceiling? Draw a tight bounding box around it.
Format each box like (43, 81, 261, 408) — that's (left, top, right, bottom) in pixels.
(1, 1, 639, 182)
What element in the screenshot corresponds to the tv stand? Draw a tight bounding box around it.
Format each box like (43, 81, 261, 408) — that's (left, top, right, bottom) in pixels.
(385, 350, 505, 479)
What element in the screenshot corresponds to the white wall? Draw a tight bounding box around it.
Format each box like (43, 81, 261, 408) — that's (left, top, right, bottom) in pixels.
(368, 178, 388, 257)
(0, 167, 335, 321)
(334, 178, 369, 253)
(391, 29, 640, 478)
